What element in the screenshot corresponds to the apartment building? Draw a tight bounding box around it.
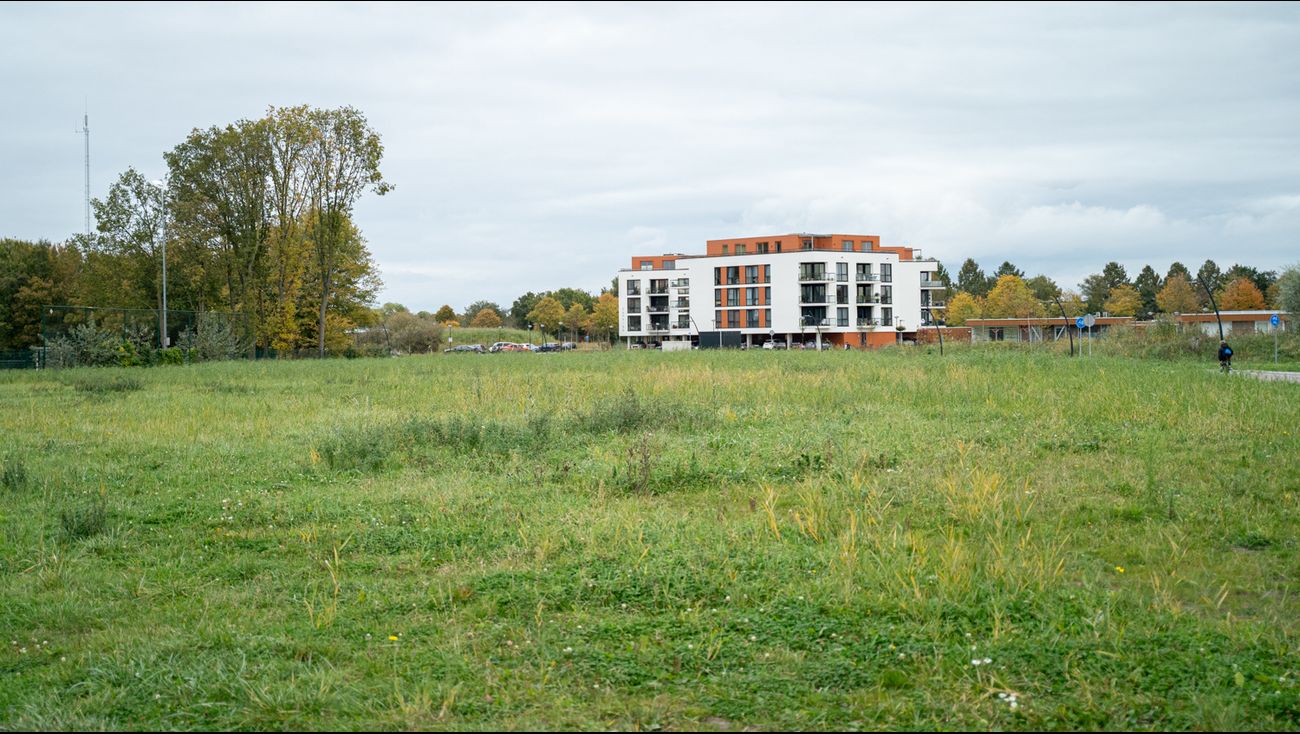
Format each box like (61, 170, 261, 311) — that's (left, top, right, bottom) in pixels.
(617, 233, 947, 348)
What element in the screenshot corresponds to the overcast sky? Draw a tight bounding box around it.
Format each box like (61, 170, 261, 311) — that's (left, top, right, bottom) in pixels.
(3, 2, 1299, 311)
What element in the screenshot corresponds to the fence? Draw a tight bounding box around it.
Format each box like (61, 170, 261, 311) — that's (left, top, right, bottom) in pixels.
(38, 305, 254, 369)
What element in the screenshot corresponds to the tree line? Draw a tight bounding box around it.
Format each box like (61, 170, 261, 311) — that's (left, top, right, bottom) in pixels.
(939, 258, 1300, 326)
(0, 105, 389, 357)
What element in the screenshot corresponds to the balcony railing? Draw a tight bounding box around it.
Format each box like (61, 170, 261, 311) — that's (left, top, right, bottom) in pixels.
(673, 300, 690, 309)
(855, 272, 876, 282)
(649, 286, 669, 294)
(856, 318, 880, 328)
(798, 272, 830, 282)
(920, 279, 945, 288)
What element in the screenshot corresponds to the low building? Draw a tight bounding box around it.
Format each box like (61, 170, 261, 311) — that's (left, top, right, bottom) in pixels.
(966, 316, 1133, 343)
(1174, 310, 1289, 336)
(617, 233, 946, 349)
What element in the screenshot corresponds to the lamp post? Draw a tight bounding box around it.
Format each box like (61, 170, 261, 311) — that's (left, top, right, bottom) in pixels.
(1197, 278, 1225, 342)
(895, 319, 905, 346)
(148, 179, 168, 349)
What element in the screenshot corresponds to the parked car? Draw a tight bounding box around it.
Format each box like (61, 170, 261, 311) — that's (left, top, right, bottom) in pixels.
(762, 341, 787, 350)
(537, 342, 562, 352)
(560, 342, 577, 350)
(444, 344, 485, 354)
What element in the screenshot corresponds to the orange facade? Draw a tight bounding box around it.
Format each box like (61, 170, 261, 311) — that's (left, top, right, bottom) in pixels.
(703, 233, 890, 258)
(628, 255, 682, 270)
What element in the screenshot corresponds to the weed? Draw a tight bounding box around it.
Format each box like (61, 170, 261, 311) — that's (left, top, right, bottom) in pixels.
(69, 374, 144, 394)
(2, 455, 29, 492)
(59, 491, 108, 540)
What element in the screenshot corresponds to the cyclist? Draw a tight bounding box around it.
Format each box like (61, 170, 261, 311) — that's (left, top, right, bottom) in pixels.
(1218, 340, 1233, 373)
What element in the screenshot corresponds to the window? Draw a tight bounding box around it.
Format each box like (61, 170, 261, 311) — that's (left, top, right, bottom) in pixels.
(801, 238, 813, 250)
(626, 297, 641, 312)
(881, 263, 893, 283)
(628, 316, 642, 331)
(727, 289, 740, 307)
(757, 242, 769, 254)
(836, 285, 848, 305)
(746, 287, 757, 306)
(747, 310, 760, 328)
(640, 260, 654, 271)
(856, 264, 873, 281)
(745, 265, 758, 283)
(626, 280, 641, 295)
(989, 327, 1005, 342)
(735, 244, 746, 255)
(726, 266, 739, 285)
(837, 262, 848, 282)
(842, 240, 854, 251)
(714, 268, 721, 286)
(775, 240, 782, 253)
(763, 264, 770, 283)
(721, 245, 729, 255)
(881, 285, 892, 305)
(714, 290, 723, 307)
(837, 307, 849, 327)
(882, 308, 892, 326)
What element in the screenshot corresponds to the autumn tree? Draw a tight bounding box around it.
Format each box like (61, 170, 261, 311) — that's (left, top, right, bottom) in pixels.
(304, 106, 391, 357)
(470, 308, 503, 328)
(560, 303, 587, 341)
(984, 275, 1044, 319)
(587, 292, 619, 342)
(943, 291, 982, 326)
(433, 305, 457, 324)
(527, 296, 565, 336)
(1218, 277, 1267, 310)
(1156, 275, 1200, 314)
(1277, 265, 1300, 316)
(1103, 284, 1142, 316)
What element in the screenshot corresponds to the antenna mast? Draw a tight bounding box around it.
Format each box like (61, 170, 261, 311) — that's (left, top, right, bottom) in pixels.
(78, 108, 90, 236)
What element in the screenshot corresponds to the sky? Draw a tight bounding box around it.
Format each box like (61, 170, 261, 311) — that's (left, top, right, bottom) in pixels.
(3, 2, 1299, 312)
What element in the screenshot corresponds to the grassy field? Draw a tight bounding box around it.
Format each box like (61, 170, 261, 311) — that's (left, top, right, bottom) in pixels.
(1, 349, 1297, 730)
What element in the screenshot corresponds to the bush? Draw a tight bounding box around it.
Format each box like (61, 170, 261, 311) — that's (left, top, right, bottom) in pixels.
(1107, 319, 1300, 362)
(45, 321, 120, 368)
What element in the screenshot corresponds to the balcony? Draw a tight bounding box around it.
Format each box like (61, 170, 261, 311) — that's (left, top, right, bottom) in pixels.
(673, 299, 690, 309)
(672, 279, 690, 289)
(920, 279, 945, 289)
(856, 318, 880, 329)
(855, 272, 877, 282)
(649, 286, 669, 295)
(799, 272, 830, 282)
(647, 323, 670, 333)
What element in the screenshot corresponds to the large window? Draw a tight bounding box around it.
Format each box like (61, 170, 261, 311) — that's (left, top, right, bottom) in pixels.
(628, 316, 642, 331)
(881, 263, 893, 283)
(745, 265, 758, 283)
(726, 266, 740, 285)
(626, 280, 641, 295)
(842, 240, 854, 251)
(881, 285, 893, 305)
(837, 262, 848, 281)
(727, 289, 740, 307)
(746, 287, 757, 306)
(626, 297, 641, 312)
(746, 309, 760, 328)
(837, 307, 849, 327)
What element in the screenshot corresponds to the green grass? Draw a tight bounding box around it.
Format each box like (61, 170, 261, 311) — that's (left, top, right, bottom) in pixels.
(1, 350, 1297, 730)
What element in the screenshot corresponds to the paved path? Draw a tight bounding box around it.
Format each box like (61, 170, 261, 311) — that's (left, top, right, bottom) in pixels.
(1238, 369, 1300, 384)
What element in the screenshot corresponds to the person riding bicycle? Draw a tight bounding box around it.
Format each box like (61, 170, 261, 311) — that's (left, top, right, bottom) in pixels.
(1218, 340, 1233, 373)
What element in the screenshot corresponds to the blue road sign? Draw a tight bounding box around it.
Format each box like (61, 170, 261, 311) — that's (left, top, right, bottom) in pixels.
(1075, 316, 1086, 330)
(1272, 313, 1281, 327)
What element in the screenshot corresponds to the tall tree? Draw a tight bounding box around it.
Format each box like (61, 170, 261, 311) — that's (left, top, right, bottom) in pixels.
(304, 106, 392, 357)
(956, 258, 991, 298)
(1165, 262, 1192, 284)
(1218, 278, 1267, 310)
(1156, 275, 1199, 314)
(943, 292, 982, 326)
(433, 305, 457, 323)
(511, 291, 544, 326)
(1277, 264, 1300, 316)
(1196, 259, 1223, 305)
(469, 308, 503, 328)
(1080, 273, 1111, 314)
(461, 300, 503, 326)
(1024, 274, 1061, 303)
(560, 303, 587, 341)
(588, 292, 619, 342)
(994, 261, 1024, 279)
(1133, 265, 1161, 320)
(1101, 262, 1130, 290)
(91, 168, 169, 320)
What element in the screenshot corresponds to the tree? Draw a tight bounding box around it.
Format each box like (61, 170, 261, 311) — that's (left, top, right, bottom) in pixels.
(1156, 275, 1199, 314)
(1277, 265, 1300, 316)
(994, 261, 1024, 279)
(1218, 277, 1267, 310)
(1196, 259, 1223, 305)
(587, 292, 619, 342)
(304, 106, 391, 357)
(608, 276, 619, 297)
(1024, 275, 1061, 304)
(1225, 264, 1277, 297)
(1101, 262, 1130, 290)
(386, 310, 442, 354)
(526, 296, 565, 336)
(433, 304, 457, 323)
(1080, 273, 1111, 314)
(1058, 290, 1087, 317)
(956, 259, 992, 297)
(1166, 262, 1192, 284)
(944, 292, 982, 326)
(461, 300, 502, 326)
(1133, 265, 1161, 319)
(983, 275, 1043, 319)
(92, 168, 169, 320)
(932, 262, 954, 300)
(1103, 284, 1142, 316)
(469, 308, 503, 328)
(550, 287, 594, 312)
(560, 303, 587, 341)
(511, 291, 544, 327)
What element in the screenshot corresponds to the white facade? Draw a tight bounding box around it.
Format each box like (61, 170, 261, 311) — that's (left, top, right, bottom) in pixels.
(617, 248, 945, 346)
